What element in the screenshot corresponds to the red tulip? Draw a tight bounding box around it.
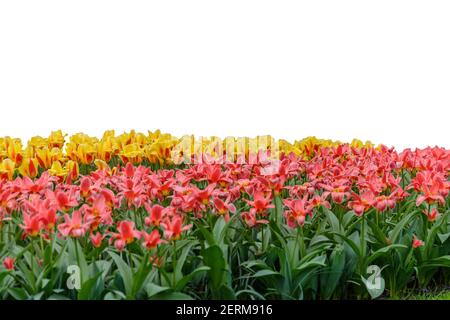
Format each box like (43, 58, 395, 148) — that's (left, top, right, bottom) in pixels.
(3, 257, 15, 271)
(160, 215, 192, 241)
(412, 235, 424, 249)
(144, 204, 165, 227)
(109, 220, 141, 251)
(141, 229, 161, 250)
(90, 232, 104, 248)
(58, 210, 90, 238)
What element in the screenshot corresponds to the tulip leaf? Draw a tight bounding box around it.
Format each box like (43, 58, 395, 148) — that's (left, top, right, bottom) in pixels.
(252, 269, 281, 278)
(367, 244, 408, 265)
(108, 251, 133, 298)
(202, 245, 227, 291)
(146, 283, 171, 298)
(149, 291, 194, 300)
(174, 266, 210, 291)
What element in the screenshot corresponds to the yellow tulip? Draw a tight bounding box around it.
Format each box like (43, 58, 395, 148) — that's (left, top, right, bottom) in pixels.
(35, 147, 62, 169)
(48, 130, 66, 148)
(18, 158, 39, 178)
(119, 143, 143, 164)
(97, 139, 118, 162)
(76, 144, 97, 164)
(6, 139, 23, 166)
(66, 160, 79, 180)
(49, 161, 68, 178)
(0, 159, 16, 180)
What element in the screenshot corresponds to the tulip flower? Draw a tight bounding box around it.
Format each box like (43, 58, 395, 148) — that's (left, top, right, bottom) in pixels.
(141, 229, 162, 250)
(213, 197, 236, 221)
(48, 161, 68, 179)
(241, 209, 269, 228)
(20, 212, 42, 238)
(0, 159, 15, 180)
(2, 257, 15, 271)
(160, 215, 192, 241)
(109, 220, 141, 251)
(18, 158, 39, 178)
(412, 235, 424, 249)
(144, 203, 165, 227)
(245, 191, 275, 214)
(423, 207, 439, 222)
(58, 210, 91, 238)
(90, 232, 104, 248)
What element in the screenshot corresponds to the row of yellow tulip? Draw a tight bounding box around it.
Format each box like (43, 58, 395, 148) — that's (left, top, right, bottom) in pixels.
(0, 130, 375, 179)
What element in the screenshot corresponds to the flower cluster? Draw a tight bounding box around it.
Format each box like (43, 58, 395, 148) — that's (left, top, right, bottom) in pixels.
(0, 133, 448, 300)
(0, 130, 374, 180)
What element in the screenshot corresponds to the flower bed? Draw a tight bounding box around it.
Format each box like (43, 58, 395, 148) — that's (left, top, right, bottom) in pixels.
(0, 132, 449, 299)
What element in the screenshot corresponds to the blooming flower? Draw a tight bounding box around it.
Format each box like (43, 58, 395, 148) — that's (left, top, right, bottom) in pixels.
(58, 210, 91, 238)
(412, 235, 424, 249)
(90, 232, 104, 248)
(245, 191, 274, 215)
(141, 229, 161, 250)
(3, 257, 15, 271)
(144, 203, 165, 227)
(241, 209, 269, 228)
(160, 215, 192, 241)
(423, 207, 439, 222)
(109, 220, 141, 251)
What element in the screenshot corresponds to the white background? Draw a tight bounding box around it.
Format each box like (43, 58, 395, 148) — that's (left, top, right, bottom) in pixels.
(0, 1, 449, 150)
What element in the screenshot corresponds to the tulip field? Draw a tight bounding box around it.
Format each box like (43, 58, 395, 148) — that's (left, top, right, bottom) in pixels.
(0, 130, 449, 300)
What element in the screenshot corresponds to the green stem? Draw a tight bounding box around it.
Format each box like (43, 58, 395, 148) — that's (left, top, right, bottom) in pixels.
(74, 239, 83, 284)
(172, 240, 177, 287)
(298, 226, 306, 260)
(360, 214, 366, 275)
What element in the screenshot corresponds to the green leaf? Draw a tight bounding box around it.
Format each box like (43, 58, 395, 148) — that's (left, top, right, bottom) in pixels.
(219, 284, 237, 300)
(202, 245, 227, 290)
(367, 244, 408, 265)
(323, 208, 341, 234)
(77, 272, 103, 300)
(108, 251, 133, 298)
(309, 235, 331, 247)
(149, 292, 194, 300)
(332, 232, 361, 257)
(0, 271, 10, 283)
(296, 255, 327, 273)
(321, 245, 345, 299)
(68, 239, 89, 285)
(146, 283, 171, 298)
(390, 212, 416, 243)
(342, 211, 356, 228)
(131, 253, 153, 297)
(213, 216, 226, 244)
(47, 294, 71, 300)
(437, 232, 450, 244)
(252, 269, 281, 278)
(174, 266, 210, 291)
(420, 256, 450, 269)
(174, 241, 197, 282)
(104, 290, 127, 300)
(367, 219, 388, 245)
(7, 287, 29, 300)
(196, 223, 216, 246)
(425, 215, 447, 254)
(235, 289, 266, 300)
